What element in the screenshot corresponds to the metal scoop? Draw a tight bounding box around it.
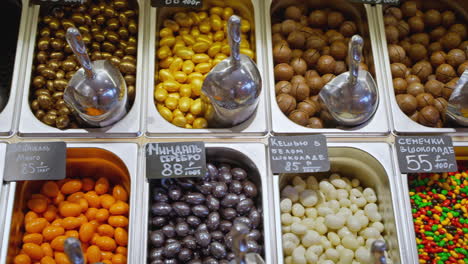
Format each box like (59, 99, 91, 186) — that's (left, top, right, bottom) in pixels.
(446, 69, 468, 126)
(319, 35, 379, 126)
(228, 223, 265, 264)
(64, 237, 104, 264)
(371, 240, 388, 264)
(201, 15, 262, 128)
(64, 27, 128, 128)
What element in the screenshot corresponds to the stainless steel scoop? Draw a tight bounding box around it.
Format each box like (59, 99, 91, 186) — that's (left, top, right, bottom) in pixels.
(228, 222, 265, 264)
(64, 27, 128, 128)
(201, 15, 262, 128)
(64, 237, 104, 264)
(371, 240, 388, 264)
(446, 69, 468, 126)
(319, 35, 379, 126)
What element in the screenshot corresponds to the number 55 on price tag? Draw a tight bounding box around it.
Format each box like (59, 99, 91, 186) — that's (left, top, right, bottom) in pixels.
(146, 142, 206, 179)
(395, 136, 458, 173)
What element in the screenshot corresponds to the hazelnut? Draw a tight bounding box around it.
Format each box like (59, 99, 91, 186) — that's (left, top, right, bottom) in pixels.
(436, 64, 456, 83)
(441, 10, 456, 27)
(292, 82, 310, 101)
(274, 63, 294, 81)
(281, 20, 297, 35)
(396, 94, 418, 114)
(418, 106, 440, 127)
(406, 74, 421, 84)
(291, 75, 306, 86)
(334, 61, 347, 75)
(441, 32, 461, 50)
(458, 61, 468, 76)
(308, 10, 327, 28)
(400, 40, 412, 53)
(393, 78, 408, 94)
(402, 56, 413, 67)
(428, 42, 443, 53)
(321, 46, 331, 56)
(290, 57, 307, 75)
(459, 40, 468, 51)
(416, 93, 435, 109)
(273, 43, 292, 64)
(285, 6, 302, 20)
(442, 78, 458, 99)
(303, 49, 320, 67)
(397, 21, 410, 38)
(276, 93, 296, 114)
(430, 26, 446, 41)
(408, 16, 424, 33)
(424, 9, 441, 28)
(433, 97, 448, 113)
(330, 41, 347, 60)
(401, 1, 417, 17)
(327, 11, 344, 29)
(409, 43, 427, 62)
(272, 33, 285, 45)
(409, 111, 419, 122)
(339, 21, 357, 37)
(449, 24, 467, 39)
(385, 25, 399, 44)
(306, 75, 324, 95)
(427, 74, 437, 81)
(384, 15, 398, 27)
(385, 7, 403, 20)
(291, 49, 304, 59)
(391, 63, 408, 78)
(425, 79, 444, 97)
(321, 74, 336, 84)
(307, 117, 324, 128)
(297, 101, 319, 116)
(272, 23, 282, 34)
(300, 15, 308, 26)
(446, 49, 466, 68)
(305, 70, 319, 78)
(289, 110, 309, 126)
(407, 82, 425, 96)
(275, 81, 292, 94)
(327, 32, 345, 45)
(411, 61, 432, 82)
(306, 35, 327, 50)
(410, 33, 430, 46)
(430, 51, 446, 67)
(287, 31, 306, 49)
(317, 55, 336, 75)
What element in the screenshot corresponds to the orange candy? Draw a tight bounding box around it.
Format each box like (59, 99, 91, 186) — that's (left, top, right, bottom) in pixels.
(41, 182, 59, 198)
(67, 192, 84, 203)
(85, 207, 98, 220)
(26, 218, 48, 234)
(60, 180, 82, 194)
(100, 194, 116, 209)
(96, 236, 117, 251)
(23, 233, 43, 245)
(27, 198, 48, 214)
(42, 226, 65, 241)
(86, 245, 101, 262)
(78, 199, 88, 212)
(95, 209, 109, 222)
(50, 236, 66, 251)
(114, 228, 128, 246)
(40, 243, 53, 257)
(116, 246, 127, 256)
(25, 211, 39, 223)
(43, 205, 57, 222)
(64, 230, 79, 239)
(112, 254, 127, 264)
(95, 177, 110, 195)
(108, 216, 128, 228)
(109, 201, 129, 215)
(112, 185, 128, 202)
(97, 224, 115, 237)
(100, 251, 113, 260)
(79, 223, 95, 243)
(62, 217, 81, 230)
(82, 177, 95, 191)
(84, 191, 100, 208)
(54, 252, 71, 264)
(40, 256, 56, 264)
(14, 254, 31, 264)
(59, 202, 81, 217)
(23, 243, 44, 260)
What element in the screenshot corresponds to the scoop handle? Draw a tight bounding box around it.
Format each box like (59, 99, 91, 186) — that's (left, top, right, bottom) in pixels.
(228, 15, 242, 63)
(64, 237, 85, 264)
(371, 240, 387, 264)
(348, 35, 364, 85)
(66, 27, 94, 79)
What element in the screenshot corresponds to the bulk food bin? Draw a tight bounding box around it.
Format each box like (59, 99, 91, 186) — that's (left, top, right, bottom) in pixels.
(0, 143, 141, 263)
(0, 143, 8, 240)
(375, 0, 468, 135)
(395, 142, 468, 264)
(146, 0, 268, 137)
(140, 143, 273, 263)
(272, 143, 405, 263)
(266, 0, 390, 136)
(0, 0, 27, 137)
(18, 0, 146, 137)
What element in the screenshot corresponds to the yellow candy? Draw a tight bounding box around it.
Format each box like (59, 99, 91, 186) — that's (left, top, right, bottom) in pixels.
(165, 97, 178, 110)
(154, 88, 168, 102)
(193, 118, 208, 128)
(178, 97, 192, 112)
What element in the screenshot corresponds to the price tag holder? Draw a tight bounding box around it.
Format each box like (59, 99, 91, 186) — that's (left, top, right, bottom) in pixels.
(348, 0, 399, 4)
(269, 135, 330, 174)
(31, 0, 86, 6)
(395, 136, 458, 173)
(4, 142, 66, 182)
(151, 0, 203, 8)
(146, 142, 206, 179)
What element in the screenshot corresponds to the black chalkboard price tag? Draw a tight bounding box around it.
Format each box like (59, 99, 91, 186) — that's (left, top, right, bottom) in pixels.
(151, 0, 203, 8)
(395, 136, 458, 173)
(4, 142, 66, 182)
(348, 0, 399, 4)
(146, 142, 206, 179)
(269, 135, 330, 174)
(31, 0, 86, 6)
